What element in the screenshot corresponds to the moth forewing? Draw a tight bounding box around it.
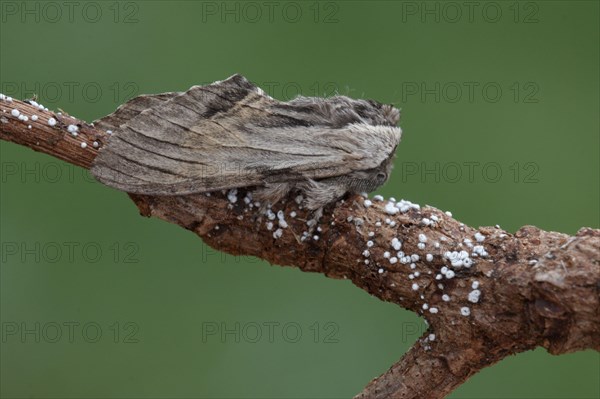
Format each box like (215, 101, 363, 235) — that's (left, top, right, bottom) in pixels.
(91, 74, 402, 208)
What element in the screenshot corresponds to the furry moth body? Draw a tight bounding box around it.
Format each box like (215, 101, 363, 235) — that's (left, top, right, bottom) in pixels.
(91, 74, 402, 210)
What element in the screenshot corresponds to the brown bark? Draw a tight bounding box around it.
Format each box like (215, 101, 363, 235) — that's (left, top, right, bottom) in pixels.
(1, 98, 599, 399)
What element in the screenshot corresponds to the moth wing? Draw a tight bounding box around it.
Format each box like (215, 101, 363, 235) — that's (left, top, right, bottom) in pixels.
(91, 74, 401, 195)
(93, 91, 181, 133)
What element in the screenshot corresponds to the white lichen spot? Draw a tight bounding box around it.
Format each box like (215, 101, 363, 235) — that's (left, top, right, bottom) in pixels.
(92, 141, 99, 148)
(80, 142, 87, 148)
(391, 238, 402, 250)
(266, 222, 273, 231)
(410, 254, 419, 262)
(442, 294, 450, 302)
(422, 303, 429, 310)
(366, 241, 374, 248)
(373, 195, 384, 201)
(67, 124, 79, 135)
(362, 250, 370, 257)
(47, 117, 56, 126)
(290, 211, 297, 218)
(10, 109, 20, 117)
(417, 242, 425, 250)
(375, 221, 382, 227)
(429, 307, 438, 314)
(410, 263, 416, 269)
(411, 283, 419, 291)
(227, 189, 238, 203)
(389, 257, 398, 264)
(428, 333, 436, 341)
(468, 290, 481, 303)
(378, 268, 384, 274)
(385, 202, 399, 215)
(106, 130, 113, 134)
(418, 234, 428, 243)
(395, 199, 420, 212)
(472, 245, 489, 257)
(273, 228, 283, 239)
(445, 270, 455, 279)
(426, 253, 433, 262)
(471, 281, 480, 289)
(313, 235, 319, 241)
(445, 250, 472, 268)
(364, 199, 372, 208)
(460, 307, 471, 316)
(383, 251, 390, 258)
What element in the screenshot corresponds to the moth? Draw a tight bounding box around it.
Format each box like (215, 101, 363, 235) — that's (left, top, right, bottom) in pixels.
(91, 74, 402, 213)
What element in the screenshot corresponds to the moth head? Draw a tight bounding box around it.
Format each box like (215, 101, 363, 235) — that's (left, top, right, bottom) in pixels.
(338, 153, 396, 194)
(376, 150, 397, 183)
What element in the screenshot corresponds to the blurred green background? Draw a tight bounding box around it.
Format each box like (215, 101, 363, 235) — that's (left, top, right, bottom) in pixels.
(1, 1, 598, 398)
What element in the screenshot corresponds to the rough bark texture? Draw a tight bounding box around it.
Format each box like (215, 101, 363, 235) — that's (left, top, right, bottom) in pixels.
(1, 98, 599, 399)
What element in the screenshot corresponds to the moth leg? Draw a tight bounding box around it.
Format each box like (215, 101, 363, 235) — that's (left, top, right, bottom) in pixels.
(299, 179, 347, 232)
(252, 182, 292, 214)
(300, 179, 348, 211)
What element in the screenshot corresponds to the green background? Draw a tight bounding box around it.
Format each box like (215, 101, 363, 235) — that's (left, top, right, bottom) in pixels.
(1, 1, 598, 398)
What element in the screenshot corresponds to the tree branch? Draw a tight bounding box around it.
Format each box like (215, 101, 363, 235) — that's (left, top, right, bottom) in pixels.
(1, 97, 598, 399)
